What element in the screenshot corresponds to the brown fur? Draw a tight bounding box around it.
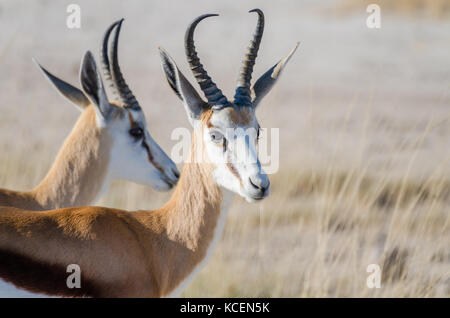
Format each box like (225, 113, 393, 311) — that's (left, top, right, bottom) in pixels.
(0, 106, 112, 210)
(0, 119, 226, 297)
(204, 108, 252, 128)
(225, 107, 252, 126)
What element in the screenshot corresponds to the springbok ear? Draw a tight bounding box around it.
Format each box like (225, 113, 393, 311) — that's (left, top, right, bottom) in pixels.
(79, 51, 112, 120)
(159, 47, 208, 125)
(252, 43, 299, 108)
(33, 58, 90, 112)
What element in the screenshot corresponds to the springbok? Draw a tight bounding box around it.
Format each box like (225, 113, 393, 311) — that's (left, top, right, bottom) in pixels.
(0, 20, 179, 211)
(0, 9, 297, 297)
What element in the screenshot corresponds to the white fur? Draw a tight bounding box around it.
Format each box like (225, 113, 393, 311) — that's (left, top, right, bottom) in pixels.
(108, 110, 178, 191)
(201, 110, 269, 202)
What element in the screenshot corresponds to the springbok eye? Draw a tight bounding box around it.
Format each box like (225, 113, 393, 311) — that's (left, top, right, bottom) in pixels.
(210, 131, 224, 144)
(129, 127, 144, 139)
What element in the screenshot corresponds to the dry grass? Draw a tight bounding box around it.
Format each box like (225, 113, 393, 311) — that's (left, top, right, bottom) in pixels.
(181, 161, 449, 297)
(1, 136, 448, 297)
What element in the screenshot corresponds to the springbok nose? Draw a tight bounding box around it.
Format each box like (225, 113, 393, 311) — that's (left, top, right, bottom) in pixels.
(249, 175, 270, 193)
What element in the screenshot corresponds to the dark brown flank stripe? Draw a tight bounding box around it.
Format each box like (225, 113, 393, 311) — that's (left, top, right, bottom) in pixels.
(0, 248, 101, 297)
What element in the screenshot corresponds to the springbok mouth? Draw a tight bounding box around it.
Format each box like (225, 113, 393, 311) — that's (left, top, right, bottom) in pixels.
(165, 182, 174, 190)
(250, 195, 265, 201)
(245, 191, 268, 202)
(163, 176, 175, 189)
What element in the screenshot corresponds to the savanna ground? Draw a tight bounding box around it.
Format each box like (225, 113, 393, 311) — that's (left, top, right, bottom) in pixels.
(0, 0, 449, 297)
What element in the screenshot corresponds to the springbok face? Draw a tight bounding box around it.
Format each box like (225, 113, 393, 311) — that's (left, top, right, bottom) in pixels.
(201, 106, 265, 201)
(160, 10, 298, 202)
(99, 97, 179, 192)
(34, 20, 179, 191)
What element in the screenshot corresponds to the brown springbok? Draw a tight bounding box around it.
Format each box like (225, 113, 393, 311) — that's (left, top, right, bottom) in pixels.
(0, 10, 297, 297)
(0, 20, 179, 211)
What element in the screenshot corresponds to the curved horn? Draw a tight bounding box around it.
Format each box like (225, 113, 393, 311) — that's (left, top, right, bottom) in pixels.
(100, 20, 119, 83)
(234, 9, 265, 106)
(185, 14, 229, 107)
(110, 19, 140, 110)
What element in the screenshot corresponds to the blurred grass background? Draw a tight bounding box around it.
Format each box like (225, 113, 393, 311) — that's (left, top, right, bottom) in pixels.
(0, 0, 449, 297)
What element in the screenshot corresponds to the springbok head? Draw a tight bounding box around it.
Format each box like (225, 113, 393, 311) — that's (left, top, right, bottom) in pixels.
(160, 10, 298, 202)
(35, 20, 179, 191)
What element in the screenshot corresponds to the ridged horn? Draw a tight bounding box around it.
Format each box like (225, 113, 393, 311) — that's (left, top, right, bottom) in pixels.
(185, 14, 229, 107)
(100, 20, 120, 93)
(100, 20, 120, 81)
(110, 19, 140, 110)
(234, 9, 265, 106)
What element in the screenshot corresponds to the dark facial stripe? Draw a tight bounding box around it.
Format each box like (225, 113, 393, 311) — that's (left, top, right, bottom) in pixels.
(226, 146, 242, 186)
(0, 248, 101, 297)
(127, 110, 166, 177)
(127, 110, 138, 128)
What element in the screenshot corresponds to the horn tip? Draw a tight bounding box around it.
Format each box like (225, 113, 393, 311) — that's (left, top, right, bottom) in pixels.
(110, 18, 124, 28)
(31, 57, 46, 73)
(82, 51, 96, 65)
(249, 8, 263, 14)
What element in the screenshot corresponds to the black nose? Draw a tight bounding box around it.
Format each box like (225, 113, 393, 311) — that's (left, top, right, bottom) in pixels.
(249, 177, 270, 193)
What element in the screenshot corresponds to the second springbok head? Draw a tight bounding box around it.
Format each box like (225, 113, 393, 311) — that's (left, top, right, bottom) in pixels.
(38, 20, 179, 193)
(0, 20, 178, 211)
(160, 9, 298, 202)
